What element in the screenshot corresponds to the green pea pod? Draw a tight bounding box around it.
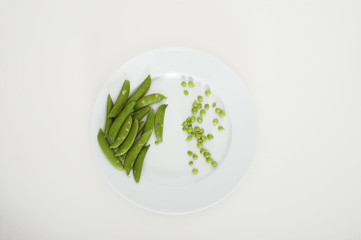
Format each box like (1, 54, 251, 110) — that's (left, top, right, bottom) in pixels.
(108, 80, 130, 118)
(124, 130, 152, 175)
(137, 121, 145, 135)
(97, 129, 124, 171)
(126, 75, 151, 105)
(143, 109, 155, 133)
(132, 106, 151, 122)
(109, 102, 135, 141)
(104, 94, 114, 137)
(115, 119, 139, 156)
(133, 145, 150, 183)
(134, 93, 167, 111)
(110, 115, 132, 148)
(154, 104, 168, 142)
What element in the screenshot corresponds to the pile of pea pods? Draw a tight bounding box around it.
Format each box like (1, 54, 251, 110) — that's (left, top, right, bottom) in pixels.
(181, 80, 226, 175)
(97, 75, 167, 183)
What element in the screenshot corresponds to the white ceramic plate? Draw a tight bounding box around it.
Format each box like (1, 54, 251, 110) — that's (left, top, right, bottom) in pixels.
(91, 48, 257, 214)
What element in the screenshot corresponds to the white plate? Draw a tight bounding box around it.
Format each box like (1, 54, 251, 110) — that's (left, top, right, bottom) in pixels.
(90, 48, 257, 214)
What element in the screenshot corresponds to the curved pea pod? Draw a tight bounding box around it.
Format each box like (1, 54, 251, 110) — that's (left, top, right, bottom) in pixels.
(104, 94, 114, 137)
(134, 93, 167, 111)
(154, 104, 168, 142)
(124, 130, 152, 175)
(109, 102, 135, 141)
(115, 119, 139, 156)
(97, 129, 124, 171)
(108, 80, 130, 118)
(137, 121, 145, 135)
(132, 106, 151, 122)
(133, 145, 150, 183)
(110, 115, 132, 148)
(143, 109, 155, 133)
(126, 75, 151, 105)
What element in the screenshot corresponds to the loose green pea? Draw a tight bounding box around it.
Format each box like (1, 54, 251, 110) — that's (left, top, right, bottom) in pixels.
(206, 157, 213, 163)
(187, 151, 193, 156)
(182, 126, 187, 132)
(200, 109, 206, 116)
(188, 81, 195, 87)
(186, 117, 191, 123)
(193, 101, 198, 108)
(188, 122, 193, 127)
(212, 102, 216, 108)
(187, 126, 193, 133)
(207, 134, 213, 140)
(212, 161, 217, 167)
(190, 116, 196, 122)
(181, 81, 187, 87)
(191, 132, 196, 136)
(194, 126, 200, 132)
(182, 121, 187, 126)
(201, 135, 206, 141)
(192, 168, 198, 174)
(155, 141, 159, 145)
(215, 108, 221, 113)
(204, 104, 209, 110)
(197, 96, 203, 102)
(200, 148, 207, 154)
(218, 126, 224, 131)
(198, 139, 203, 143)
(205, 90, 211, 96)
(196, 133, 201, 139)
(197, 103, 202, 109)
(197, 143, 203, 149)
(189, 161, 193, 166)
(220, 110, 226, 117)
(197, 117, 203, 123)
(186, 135, 193, 141)
(192, 154, 198, 160)
(184, 90, 189, 96)
(199, 128, 204, 134)
(213, 118, 219, 126)
(204, 152, 211, 158)
(192, 108, 198, 114)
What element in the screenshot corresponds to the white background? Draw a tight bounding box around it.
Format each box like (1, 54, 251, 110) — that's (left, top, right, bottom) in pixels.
(1, 0, 361, 239)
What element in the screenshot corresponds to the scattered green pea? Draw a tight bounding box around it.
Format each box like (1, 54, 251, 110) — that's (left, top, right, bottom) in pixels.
(204, 152, 211, 158)
(193, 101, 198, 108)
(205, 90, 211, 96)
(197, 143, 203, 149)
(200, 109, 206, 116)
(197, 96, 203, 102)
(218, 126, 224, 131)
(191, 132, 196, 136)
(192, 108, 198, 114)
(186, 117, 191, 123)
(187, 151, 193, 156)
(198, 139, 203, 143)
(182, 126, 187, 132)
(212, 161, 217, 167)
(189, 161, 193, 166)
(196, 133, 201, 139)
(188, 122, 192, 127)
(206, 157, 213, 163)
(155, 141, 159, 145)
(197, 103, 202, 109)
(194, 126, 200, 132)
(187, 126, 193, 133)
(201, 135, 207, 141)
(192, 168, 198, 174)
(220, 110, 226, 117)
(192, 154, 198, 160)
(181, 81, 187, 87)
(212, 102, 216, 108)
(188, 81, 195, 88)
(197, 117, 203, 123)
(199, 128, 204, 134)
(215, 108, 221, 113)
(204, 104, 209, 110)
(213, 118, 219, 126)
(184, 90, 189, 96)
(200, 148, 207, 154)
(186, 135, 193, 141)
(190, 116, 196, 122)
(207, 134, 213, 140)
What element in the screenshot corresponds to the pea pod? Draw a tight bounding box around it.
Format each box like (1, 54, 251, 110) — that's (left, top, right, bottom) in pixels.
(143, 109, 155, 133)
(104, 95, 114, 137)
(110, 115, 132, 148)
(134, 93, 167, 111)
(124, 130, 152, 175)
(108, 80, 130, 118)
(97, 129, 124, 171)
(126, 75, 151, 105)
(132, 106, 151, 122)
(154, 104, 168, 142)
(115, 119, 139, 156)
(133, 145, 150, 183)
(109, 102, 135, 141)
(137, 121, 145, 135)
